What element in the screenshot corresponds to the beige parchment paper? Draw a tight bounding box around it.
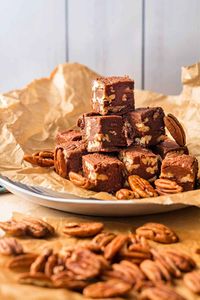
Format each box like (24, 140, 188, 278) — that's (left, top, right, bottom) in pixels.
(0, 62, 200, 205)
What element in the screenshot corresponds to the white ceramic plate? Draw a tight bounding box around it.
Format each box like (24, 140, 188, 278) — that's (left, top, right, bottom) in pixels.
(0, 176, 186, 216)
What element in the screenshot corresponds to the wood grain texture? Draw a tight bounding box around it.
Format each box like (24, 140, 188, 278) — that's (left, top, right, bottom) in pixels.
(68, 0, 142, 88)
(0, 0, 66, 92)
(144, 0, 200, 95)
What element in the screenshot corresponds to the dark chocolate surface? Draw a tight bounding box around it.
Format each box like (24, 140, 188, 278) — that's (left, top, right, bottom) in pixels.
(56, 129, 82, 144)
(152, 138, 189, 159)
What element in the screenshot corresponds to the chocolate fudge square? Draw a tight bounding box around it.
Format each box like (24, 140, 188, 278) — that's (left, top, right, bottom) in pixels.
(54, 141, 87, 178)
(83, 115, 127, 152)
(160, 153, 198, 191)
(56, 129, 82, 144)
(152, 138, 189, 159)
(125, 107, 165, 147)
(82, 153, 124, 193)
(119, 146, 160, 181)
(77, 112, 99, 130)
(92, 76, 134, 115)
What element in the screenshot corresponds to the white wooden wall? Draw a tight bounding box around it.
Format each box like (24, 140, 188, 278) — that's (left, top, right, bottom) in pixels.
(0, 0, 200, 94)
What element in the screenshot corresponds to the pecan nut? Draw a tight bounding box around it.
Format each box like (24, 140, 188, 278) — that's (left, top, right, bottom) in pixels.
(44, 253, 58, 277)
(128, 175, 158, 198)
(63, 222, 104, 238)
(140, 285, 186, 300)
(7, 253, 38, 269)
(183, 270, 200, 294)
(88, 232, 116, 252)
(136, 222, 179, 244)
(0, 237, 23, 255)
(115, 188, 140, 200)
(155, 178, 183, 195)
(51, 271, 88, 290)
(54, 148, 67, 178)
(140, 259, 172, 283)
(24, 150, 54, 167)
(0, 220, 27, 236)
(21, 217, 55, 238)
(164, 113, 186, 146)
(18, 272, 53, 288)
(69, 171, 94, 190)
(83, 279, 132, 298)
(30, 248, 53, 274)
(104, 234, 128, 260)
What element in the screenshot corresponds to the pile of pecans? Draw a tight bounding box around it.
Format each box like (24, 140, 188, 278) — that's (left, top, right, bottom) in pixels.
(0, 217, 199, 299)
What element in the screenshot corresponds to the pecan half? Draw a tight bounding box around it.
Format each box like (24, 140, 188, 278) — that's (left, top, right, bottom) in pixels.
(63, 222, 104, 238)
(54, 148, 67, 178)
(104, 234, 128, 260)
(83, 279, 132, 298)
(164, 114, 186, 147)
(140, 285, 186, 300)
(51, 271, 88, 290)
(24, 150, 54, 167)
(44, 253, 58, 277)
(128, 175, 158, 198)
(140, 259, 172, 283)
(183, 270, 200, 294)
(136, 223, 179, 244)
(0, 237, 23, 255)
(69, 171, 94, 190)
(18, 272, 53, 288)
(87, 232, 116, 252)
(116, 188, 140, 200)
(65, 248, 102, 280)
(7, 253, 38, 269)
(21, 217, 55, 238)
(0, 220, 27, 236)
(155, 178, 183, 195)
(30, 248, 53, 274)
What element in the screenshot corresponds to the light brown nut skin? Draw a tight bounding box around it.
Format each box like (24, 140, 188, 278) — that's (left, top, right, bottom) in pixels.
(116, 188, 140, 200)
(30, 248, 53, 274)
(18, 272, 54, 288)
(104, 234, 128, 260)
(63, 222, 104, 238)
(83, 279, 132, 298)
(21, 217, 55, 238)
(164, 113, 186, 147)
(0, 237, 23, 255)
(140, 259, 172, 283)
(183, 270, 200, 294)
(7, 253, 38, 269)
(54, 148, 67, 178)
(24, 150, 54, 167)
(155, 178, 183, 195)
(140, 285, 186, 300)
(0, 220, 27, 236)
(128, 175, 158, 198)
(136, 222, 179, 244)
(88, 232, 116, 252)
(44, 254, 58, 277)
(51, 271, 88, 290)
(69, 171, 95, 190)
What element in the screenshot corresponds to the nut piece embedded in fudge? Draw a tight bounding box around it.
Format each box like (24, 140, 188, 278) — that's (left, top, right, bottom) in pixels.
(92, 76, 134, 115)
(82, 153, 124, 193)
(152, 138, 189, 159)
(119, 146, 160, 181)
(125, 107, 165, 147)
(160, 153, 198, 191)
(83, 115, 127, 152)
(56, 129, 82, 144)
(54, 141, 87, 178)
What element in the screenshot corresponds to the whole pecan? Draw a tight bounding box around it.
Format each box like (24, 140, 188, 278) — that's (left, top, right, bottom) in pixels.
(21, 217, 55, 238)
(87, 232, 116, 252)
(140, 284, 186, 300)
(104, 234, 128, 260)
(83, 279, 132, 298)
(115, 188, 140, 200)
(24, 150, 54, 167)
(51, 271, 88, 290)
(162, 250, 195, 273)
(136, 222, 179, 244)
(54, 148, 67, 178)
(69, 171, 94, 190)
(7, 253, 38, 269)
(65, 248, 102, 280)
(183, 270, 200, 294)
(164, 113, 186, 147)
(0, 220, 27, 236)
(155, 178, 183, 195)
(18, 272, 53, 288)
(63, 222, 104, 238)
(30, 248, 53, 274)
(140, 259, 172, 283)
(0, 237, 23, 255)
(128, 175, 158, 198)
(44, 253, 58, 277)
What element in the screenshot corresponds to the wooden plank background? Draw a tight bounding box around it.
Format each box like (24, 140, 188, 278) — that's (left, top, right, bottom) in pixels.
(0, 0, 199, 94)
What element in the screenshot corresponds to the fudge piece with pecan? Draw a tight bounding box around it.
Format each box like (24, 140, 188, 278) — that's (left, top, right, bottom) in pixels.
(119, 146, 160, 181)
(82, 153, 124, 193)
(152, 138, 189, 159)
(77, 112, 99, 130)
(125, 107, 165, 147)
(160, 153, 198, 191)
(56, 129, 82, 144)
(91, 76, 134, 115)
(82, 115, 127, 152)
(54, 141, 87, 178)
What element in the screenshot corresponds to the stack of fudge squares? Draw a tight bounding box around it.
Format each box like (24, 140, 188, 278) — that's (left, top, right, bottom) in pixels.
(55, 76, 198, 196)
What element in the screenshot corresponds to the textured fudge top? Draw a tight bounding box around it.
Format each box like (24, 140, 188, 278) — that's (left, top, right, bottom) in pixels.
(56, 140, 86, 154)
(163, 153, 198, 171)
(77, 112, 100, 129)
(120, 146, 157, 157)
(131, 107, 164, 119)
(56, 129, 82, 143)
(156, 138, 188, 152)
(83, 153, 123, 167)
(95, 76, 134, 86)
